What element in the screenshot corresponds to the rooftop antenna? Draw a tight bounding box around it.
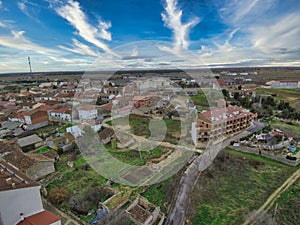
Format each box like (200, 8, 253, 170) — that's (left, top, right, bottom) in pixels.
(28, 56, 32, 75)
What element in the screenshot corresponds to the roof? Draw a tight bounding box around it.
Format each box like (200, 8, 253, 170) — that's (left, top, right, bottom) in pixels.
(17, 210, 60, 225)
(51, 107, 71, 114)
(78, 105, 96, 111)
(42, 150, 59, 159)
(4, 150, 52, 171)
(36, 105, 56, 111)
(0, 139, 21, 154)
(17, 134, 43, 147)
(99, 127, 115, 140)
(199, 105, 252, 124)
(0, 160, 39, 192)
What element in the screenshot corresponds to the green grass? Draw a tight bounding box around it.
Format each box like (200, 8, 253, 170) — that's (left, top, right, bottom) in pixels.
(142, 171, 182, 212)
(47, 154, 107, 195)
(271, 177, 300, 225)
(33, 146, 51, 154)
(187, 147, 297, 225)
(256, 88, 300, 108)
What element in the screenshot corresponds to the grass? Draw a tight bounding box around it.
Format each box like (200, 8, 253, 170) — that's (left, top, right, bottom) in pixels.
(187, 147, 298, 225)
(270, 178, 300, 225)
(142, 170, 182, 212)
(47, 154, 107, 196)
(256, 88, 300, 108)
(33, 146, 51, 154)
(108, 114, 182, 145)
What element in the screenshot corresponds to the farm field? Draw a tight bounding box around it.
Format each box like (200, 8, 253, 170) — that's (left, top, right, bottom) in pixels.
(186, 148, 298, 225)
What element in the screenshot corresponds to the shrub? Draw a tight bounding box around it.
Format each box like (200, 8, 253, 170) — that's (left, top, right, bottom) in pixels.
(48, 188, 70, 204)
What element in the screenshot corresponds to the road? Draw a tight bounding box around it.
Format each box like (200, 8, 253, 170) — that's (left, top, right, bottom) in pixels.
(242, 167, 300, 225)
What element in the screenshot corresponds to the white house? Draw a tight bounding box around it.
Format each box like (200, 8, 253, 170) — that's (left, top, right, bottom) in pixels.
(50, 107, 72, 121)
(0, 161, 61, 225)
(78, 105, 97, 121)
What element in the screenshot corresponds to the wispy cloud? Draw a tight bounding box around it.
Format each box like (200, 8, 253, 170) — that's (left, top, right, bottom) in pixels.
(0, 30, 58, 54)
(52, 0, 118, 56)
(58, 38, 99, 57)
(17, 0, 41, 23)
(161, 0, 200, 49)
(0, 22, 6, 28)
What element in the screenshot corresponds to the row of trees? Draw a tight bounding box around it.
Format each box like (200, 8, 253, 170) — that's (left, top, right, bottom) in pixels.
(223, 90, 300, 120)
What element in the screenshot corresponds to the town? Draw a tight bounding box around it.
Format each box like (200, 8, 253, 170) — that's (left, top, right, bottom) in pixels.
(0, 67, 299, 225)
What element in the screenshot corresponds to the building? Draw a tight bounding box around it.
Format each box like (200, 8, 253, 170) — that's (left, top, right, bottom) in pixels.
(50, 107, 72, 121)
(23, 110, 49, 130)
(266, 80, 299, 89)
(192, 105, 257, 148)
(78, 105, 97, 121)
(3, 150, 55, 180)
(17, 134, 43, 152)
(0, 160, 61, 225)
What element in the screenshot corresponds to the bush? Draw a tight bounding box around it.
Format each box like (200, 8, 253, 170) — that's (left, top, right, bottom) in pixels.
(48, 188, 70, 204)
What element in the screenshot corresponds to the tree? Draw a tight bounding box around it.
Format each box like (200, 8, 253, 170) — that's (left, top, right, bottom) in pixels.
(222, 89, 229, 98)
(48, 188, 69, 205)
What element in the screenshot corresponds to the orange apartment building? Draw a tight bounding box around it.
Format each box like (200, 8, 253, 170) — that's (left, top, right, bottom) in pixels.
(192, 105, 257, 148)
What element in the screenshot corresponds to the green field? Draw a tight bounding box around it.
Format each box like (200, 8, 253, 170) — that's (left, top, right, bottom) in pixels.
(271, 178, 300, 225)
(256, 88, 300, 108)
(47, 154, 107, 195)
(187, 148, 297, 225)
(107, 114, 181, 144)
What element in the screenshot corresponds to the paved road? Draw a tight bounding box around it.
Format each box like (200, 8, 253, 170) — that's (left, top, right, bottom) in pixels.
(242, 167, 300, 225)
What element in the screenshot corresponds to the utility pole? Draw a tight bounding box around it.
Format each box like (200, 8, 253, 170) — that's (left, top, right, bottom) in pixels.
(28, 56, 32, 75)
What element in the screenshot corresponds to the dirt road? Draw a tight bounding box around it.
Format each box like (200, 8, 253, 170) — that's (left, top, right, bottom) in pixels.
(242, 167, 300, 225)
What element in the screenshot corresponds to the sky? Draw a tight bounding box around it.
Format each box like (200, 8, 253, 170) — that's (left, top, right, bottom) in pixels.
(0, 0, 300, 73)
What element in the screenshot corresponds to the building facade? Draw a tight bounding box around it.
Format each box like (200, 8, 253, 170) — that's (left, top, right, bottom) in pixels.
(192, 105, 257, 148)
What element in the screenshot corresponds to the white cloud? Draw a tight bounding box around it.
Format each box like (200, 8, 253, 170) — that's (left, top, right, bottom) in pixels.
(53, 0, 118, 56)
(131, 46, 138, 57)
(251, 13, 300, 59)
(161, 0, 200, 49)
(58, 38, 99, 57)
(0, 22, 6, 28)
(17, 0, 41, 23)
(0, 30, 58, 54)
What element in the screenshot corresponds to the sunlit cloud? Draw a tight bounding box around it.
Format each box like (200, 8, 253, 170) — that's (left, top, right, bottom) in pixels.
(161, 0, 200, 49)
(58, 38, 99, 57)
(52, 0, 118, 56)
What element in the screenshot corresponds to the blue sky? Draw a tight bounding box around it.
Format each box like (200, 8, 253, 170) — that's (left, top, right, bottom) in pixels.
(0, 0, 300, 72)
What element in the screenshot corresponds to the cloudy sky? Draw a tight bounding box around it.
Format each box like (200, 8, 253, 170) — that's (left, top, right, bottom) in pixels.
(0, 0, 300, 73)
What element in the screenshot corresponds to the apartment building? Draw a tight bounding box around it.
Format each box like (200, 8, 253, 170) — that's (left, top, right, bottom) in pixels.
(192, 105, 257, 148)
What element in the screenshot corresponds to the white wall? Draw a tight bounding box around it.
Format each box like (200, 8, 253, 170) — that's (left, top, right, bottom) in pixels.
(0, 186, 44, 225)
(24, 115, 32, 125)
(78, 109, 97, 120)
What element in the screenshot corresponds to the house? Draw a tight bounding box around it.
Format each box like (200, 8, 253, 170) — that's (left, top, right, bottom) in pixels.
(78, 105, 98, 121)
(43, 150, 59, 162)
(23, 110, 49, 130)
(17, 134, 44, 152)
(50, 107, 72, 121)
(125, 195, 164, 225)
(0, 160, 61, 225)
(98, 127, 115, 145)
(3, 150, 55, 180)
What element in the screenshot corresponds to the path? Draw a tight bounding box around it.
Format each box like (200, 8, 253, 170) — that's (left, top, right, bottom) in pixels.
(242, 167, 300, 225)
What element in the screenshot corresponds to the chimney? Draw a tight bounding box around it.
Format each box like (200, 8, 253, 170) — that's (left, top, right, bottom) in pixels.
(20, 213, 24, 221)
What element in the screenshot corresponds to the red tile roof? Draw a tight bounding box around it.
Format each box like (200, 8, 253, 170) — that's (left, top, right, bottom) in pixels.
(78, 105, 96, 111)
(17, 210, 60, 225)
